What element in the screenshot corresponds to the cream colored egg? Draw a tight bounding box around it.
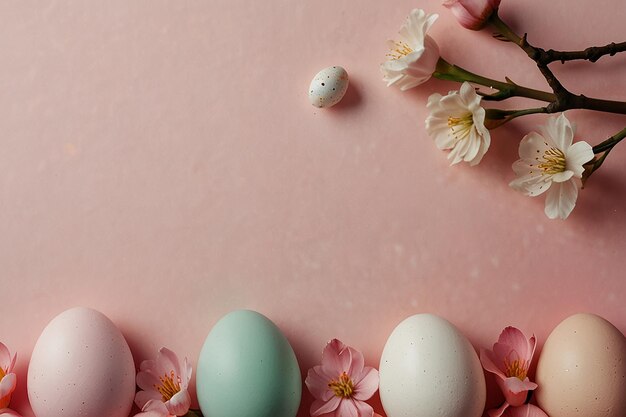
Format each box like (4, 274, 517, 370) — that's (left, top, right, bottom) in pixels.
(308, 66, 349, 108)
(535, 313, 626, 417)
(379, 314, 486, 417)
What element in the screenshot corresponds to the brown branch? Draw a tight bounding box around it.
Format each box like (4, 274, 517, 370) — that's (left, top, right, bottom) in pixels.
(542, 41, 626, 64)
(489, 14, 626, 115)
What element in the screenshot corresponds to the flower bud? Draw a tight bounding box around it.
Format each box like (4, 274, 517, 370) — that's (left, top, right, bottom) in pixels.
(443, 0, 501, 30)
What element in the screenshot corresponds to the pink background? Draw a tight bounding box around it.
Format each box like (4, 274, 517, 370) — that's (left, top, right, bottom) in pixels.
(1, 1, 625, 416)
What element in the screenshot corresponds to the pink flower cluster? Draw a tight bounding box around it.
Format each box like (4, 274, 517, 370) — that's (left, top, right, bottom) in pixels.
(480, 327, 547, 417)
(134, 348, 193, 417)
(306, 339, 380, 417)
(0, 343, 21, 417)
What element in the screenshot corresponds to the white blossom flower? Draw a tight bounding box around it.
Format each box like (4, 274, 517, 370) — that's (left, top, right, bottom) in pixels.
(381, 9, 440, 91)
(425, 81, 491, 166)
(509, 113, 594, 220)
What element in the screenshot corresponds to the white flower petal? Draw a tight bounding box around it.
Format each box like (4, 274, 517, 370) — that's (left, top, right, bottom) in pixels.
(544, 179, 579, 219)
(542, 113, 574, 150)
(427, 92, 443, 108)
(465, 129, 481, 163)
(401, 9, 438, 48)
(459, 81, 480, 107)
(551, 170, 574, 183)
(440, 94, 466, 113)
(434, 131, 455, 150)
(509, 173, 552, 197)
(519, 132, 550, 161)
(565, 140, 594, 177)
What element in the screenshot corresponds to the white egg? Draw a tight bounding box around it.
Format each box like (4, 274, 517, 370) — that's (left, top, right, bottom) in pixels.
(308, 66, 349, 108)
(379, 314, 485, 417)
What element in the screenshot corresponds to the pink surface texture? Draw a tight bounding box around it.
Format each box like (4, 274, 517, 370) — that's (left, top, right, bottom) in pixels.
(1, 1, 625, 416)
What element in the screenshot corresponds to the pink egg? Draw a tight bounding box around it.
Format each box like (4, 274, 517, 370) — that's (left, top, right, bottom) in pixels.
(27, 307, 136, 417)
(535, 313, 626, 417)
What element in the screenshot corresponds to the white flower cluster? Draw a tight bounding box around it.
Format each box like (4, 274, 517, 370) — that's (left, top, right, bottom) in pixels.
(381, 8, 595, 220)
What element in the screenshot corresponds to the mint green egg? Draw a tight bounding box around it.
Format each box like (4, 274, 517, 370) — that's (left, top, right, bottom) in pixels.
(196, 310, 302, 417)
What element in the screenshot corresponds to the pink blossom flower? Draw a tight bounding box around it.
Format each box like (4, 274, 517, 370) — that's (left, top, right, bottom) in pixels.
(0, 409, 22, 417)
(480, 327, 538, 414)
(443, 0, 501, 30)
(305, 339, 379, 417)
(0, 343, 17, 410)
(135, 348, 192, 417)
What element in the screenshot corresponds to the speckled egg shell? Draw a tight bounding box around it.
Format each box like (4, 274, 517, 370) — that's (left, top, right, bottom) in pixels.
(535, 313, 626, 417)
(196, 310, 301, 417)
(308, 66, 349, 108)
(379, 314, 486, 417)
(27, 307, 136, 417)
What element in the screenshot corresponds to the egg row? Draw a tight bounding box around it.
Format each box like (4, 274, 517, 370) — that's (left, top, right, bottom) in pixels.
(26, 308, 626, 417)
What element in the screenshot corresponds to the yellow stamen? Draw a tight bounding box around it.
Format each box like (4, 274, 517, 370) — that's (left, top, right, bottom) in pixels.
(538, 147, 566, 175)
(154, 370, 181, 402)
(504, 358, 528, 380)
(328, 372, 354, 398)
(447, 113, 474, 143)
(0, 366, 5, 380)
(386, 41, 414, 60)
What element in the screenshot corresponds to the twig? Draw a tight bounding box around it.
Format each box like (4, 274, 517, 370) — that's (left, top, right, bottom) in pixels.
(583, 127, 626, 183)
(592, 126, 626, 154)
(489, 14, 626, 115)
(434, 59, 555, 103)
(543, 41, 626, 64)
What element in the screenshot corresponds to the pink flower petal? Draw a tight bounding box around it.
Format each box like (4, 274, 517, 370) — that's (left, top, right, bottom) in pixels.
(165, 389, 191, 416)
(7, 356, 15, 376)
(506, 377, 538, 393)
(0, 345, 10, 373)
(337, 398, 358, 417)
(156, 348, 182, 380)
(136, 370, 162, 393)
(336, 342, 353, 374)
(443, 0, 496, 30)
(134, 410, 169, 417)
(321, 339, 346, 376)
(140, 359, 157, 372)
(497, 327, 532, 361)
(488, 402, 510, 417)
(311, 396, 341, 417)
(180, 357, 192, 388)
(347, 347, 364, 379)
(0, 374, 16, 400)
(502, 404, 549, 417)
(496, 377, 537, 406)
(137, 400, 172, 417)
(528, 335, 537, 360)
(135, 390, 162, 410)
(351, 399, 374, 417)
(480, 349, 506, 379)
(307, 366, 335, 401)
(352, 367, 379, 401)
(0, 409, 22, 417)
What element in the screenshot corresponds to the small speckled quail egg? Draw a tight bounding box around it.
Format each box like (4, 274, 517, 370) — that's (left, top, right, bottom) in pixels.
(308, 66, 349, 108)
